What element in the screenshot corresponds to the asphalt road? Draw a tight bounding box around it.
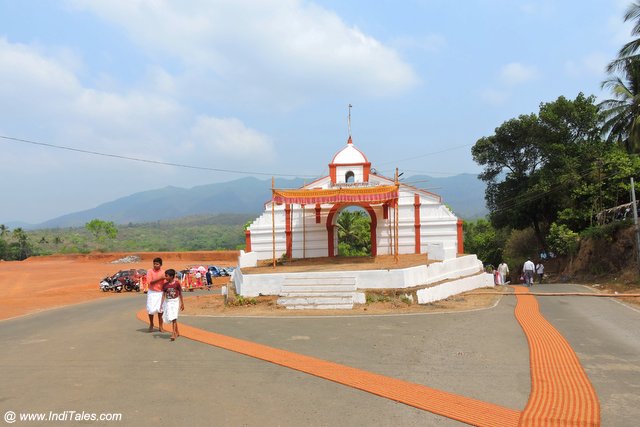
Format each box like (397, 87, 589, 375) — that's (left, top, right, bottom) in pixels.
(0, 284, 639, 426)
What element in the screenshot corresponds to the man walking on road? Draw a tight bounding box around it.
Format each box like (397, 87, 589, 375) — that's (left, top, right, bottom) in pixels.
(523, 258, 535, 287)
(146, 257, 165, 332)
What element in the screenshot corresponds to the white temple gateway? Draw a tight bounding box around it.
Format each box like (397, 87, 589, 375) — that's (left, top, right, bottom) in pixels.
(244, 135, 463, 263)
(234, 129, 492, 309)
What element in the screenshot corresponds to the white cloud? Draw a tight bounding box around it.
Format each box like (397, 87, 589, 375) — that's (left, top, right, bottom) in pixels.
(69, 0, 419, 102)
(188, 116, 274, 161)
(0, 37, 273, 169)
(391, 34, 447, 53)
(480, 88, 509, 106)
(500, 62, 539, 86)
(564, 52, 608, 78)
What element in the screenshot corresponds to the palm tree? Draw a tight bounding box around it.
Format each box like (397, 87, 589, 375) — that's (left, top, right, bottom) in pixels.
(599, 58, 640, 153)
(0, 224, 8, 238)
(608, 2, 640, 72)
(336, 210, 371, 256)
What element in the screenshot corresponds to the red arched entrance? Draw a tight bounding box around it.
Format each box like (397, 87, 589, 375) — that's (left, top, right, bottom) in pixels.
(326, 203, 378, 257)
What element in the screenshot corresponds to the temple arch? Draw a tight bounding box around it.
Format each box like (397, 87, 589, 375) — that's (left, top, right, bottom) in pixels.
(326, 203, 377, 257)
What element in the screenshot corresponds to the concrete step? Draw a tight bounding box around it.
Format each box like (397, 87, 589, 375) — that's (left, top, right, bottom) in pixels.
(277, 296, 354, 305)
(281, 284, 355, 293)
(283, 304, 354, 310)
(280, 291, 355, 298)
(284, 277, 356, 286)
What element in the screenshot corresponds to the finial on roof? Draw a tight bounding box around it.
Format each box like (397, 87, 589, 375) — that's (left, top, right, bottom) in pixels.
(347, 103, 352, 144)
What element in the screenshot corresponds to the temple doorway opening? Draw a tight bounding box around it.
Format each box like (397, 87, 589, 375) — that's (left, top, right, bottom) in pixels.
(336, 206, 372, 257)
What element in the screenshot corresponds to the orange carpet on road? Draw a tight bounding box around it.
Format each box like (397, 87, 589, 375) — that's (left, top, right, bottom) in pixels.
(137, 309, 520, 426)
(513, 286, 600, 426)
(137, 286, 601, 426)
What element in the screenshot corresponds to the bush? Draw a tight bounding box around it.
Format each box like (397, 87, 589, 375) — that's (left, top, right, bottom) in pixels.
(547, 223, 580, 257)
(503, 228, 538, 271)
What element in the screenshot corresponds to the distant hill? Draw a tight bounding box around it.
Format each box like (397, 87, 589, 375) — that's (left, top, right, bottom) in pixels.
(20, 174, 487, 229)
(406, 174, 488, 219)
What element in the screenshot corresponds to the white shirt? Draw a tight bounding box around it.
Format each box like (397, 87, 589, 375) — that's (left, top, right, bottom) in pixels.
(498, 263, 509, 275)
(536, 263, 544, 274)
(523, 260, 535, 272)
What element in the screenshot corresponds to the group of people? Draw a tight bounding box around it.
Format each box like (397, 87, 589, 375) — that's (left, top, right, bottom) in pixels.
(145, 257, 185, 341)
(493, 259, 545, 287)
(522, 258, 544, 287)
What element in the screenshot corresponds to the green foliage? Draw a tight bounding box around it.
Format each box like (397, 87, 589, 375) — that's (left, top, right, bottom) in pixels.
(0, 226, 34, 261)
(547, 223, 580, 257)
(503, 228, 538, 271)
(21, 214, 251, 255)
(580, 220, 632, 241)
(336, 209, 371, 256)
(227, 295, 258, 306)
(463, 219, 508, 267)
(85, 219, 118, 242)
(365, 292, 391, 304)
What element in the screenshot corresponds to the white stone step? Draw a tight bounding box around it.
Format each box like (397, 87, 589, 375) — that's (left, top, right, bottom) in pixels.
(280, 291, 354, 297)
(284, 277, 356, 285)
(277, 296, 353, 305)
(283, 304, 354, 310)
(278, 276, 356, 309)
(281, 284, 355, 293)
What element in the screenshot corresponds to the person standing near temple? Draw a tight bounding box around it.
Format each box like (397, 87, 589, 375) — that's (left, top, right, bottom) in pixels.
(498, 262, 510, 285)
(522, 258, 535, 287)
(535, 261, 544, 284)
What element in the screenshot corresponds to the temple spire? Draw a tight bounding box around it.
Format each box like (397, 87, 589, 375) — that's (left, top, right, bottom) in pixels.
(347, 103, 353, 144)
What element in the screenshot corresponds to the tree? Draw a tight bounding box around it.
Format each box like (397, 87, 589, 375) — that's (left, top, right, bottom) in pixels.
(600, 58, 640, 154)
(10, 228, 33, 260)
(607, 1, 640, 72)
(463, 219, 508, 267)
(472, 94, 603, 251)
(336, 210, 371, 256)
(85, 219, 118, 242)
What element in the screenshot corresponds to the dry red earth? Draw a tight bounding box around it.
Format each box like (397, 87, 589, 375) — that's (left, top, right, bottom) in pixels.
(2, 250, 636, 321)
(0, 251, 238, 320)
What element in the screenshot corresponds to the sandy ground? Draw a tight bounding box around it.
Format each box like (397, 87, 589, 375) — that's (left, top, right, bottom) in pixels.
(3, 251, 638, 321)
(0, 251, 506, 321)
(0, 251, 238, 321)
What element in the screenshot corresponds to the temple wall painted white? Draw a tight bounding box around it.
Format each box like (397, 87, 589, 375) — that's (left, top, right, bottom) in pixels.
(234, 254, 485, 297)
(335, 165, 363, 183)
(247, 184, 459, 261)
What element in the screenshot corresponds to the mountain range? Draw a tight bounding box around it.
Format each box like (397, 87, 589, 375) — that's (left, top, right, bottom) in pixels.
(9, 174, 488, 229)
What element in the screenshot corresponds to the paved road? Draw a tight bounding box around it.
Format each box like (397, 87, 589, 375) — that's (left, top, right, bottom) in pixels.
(0, 284, 639, 426)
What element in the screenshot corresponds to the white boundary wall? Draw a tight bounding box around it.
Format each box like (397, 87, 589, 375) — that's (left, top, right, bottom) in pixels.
(234, 254, 486, 298)
(417, 273, 494, 304)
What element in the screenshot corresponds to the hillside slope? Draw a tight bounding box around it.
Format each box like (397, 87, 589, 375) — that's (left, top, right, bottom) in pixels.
(20, 174, 488, 229)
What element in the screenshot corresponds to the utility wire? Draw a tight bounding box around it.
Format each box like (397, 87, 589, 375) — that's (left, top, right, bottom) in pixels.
(376, 143, 473, 166)
(0, 134, 317, 178)
(488, 165, 618, 216)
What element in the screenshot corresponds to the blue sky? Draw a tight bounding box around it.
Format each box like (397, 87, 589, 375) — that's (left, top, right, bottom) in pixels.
(0, 0, 633, 224)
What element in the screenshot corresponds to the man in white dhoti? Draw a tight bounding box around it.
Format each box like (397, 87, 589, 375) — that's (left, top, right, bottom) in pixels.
(146, 257, 166, 332)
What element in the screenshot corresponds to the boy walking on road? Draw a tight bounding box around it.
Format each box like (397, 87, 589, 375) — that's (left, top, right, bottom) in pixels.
(161, 269, 184, 341)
